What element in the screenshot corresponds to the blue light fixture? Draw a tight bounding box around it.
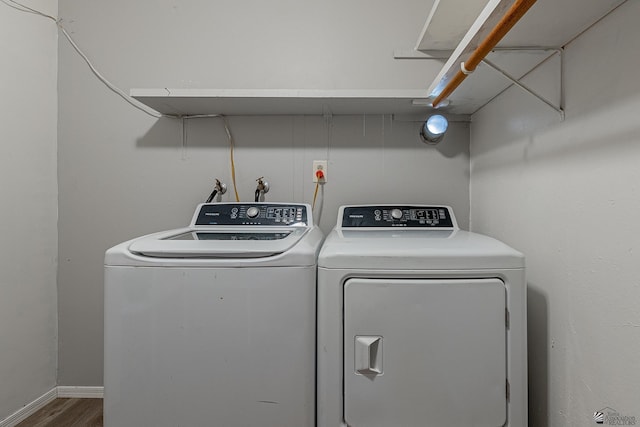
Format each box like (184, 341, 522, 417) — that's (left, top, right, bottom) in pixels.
(420, 114, 448, 144)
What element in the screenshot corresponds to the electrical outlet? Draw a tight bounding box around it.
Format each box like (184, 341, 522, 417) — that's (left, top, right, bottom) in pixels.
(313, 160, 328, 183)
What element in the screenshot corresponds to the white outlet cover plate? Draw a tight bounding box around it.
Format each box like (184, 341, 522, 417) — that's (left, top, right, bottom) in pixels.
(313, 160, 328, 183)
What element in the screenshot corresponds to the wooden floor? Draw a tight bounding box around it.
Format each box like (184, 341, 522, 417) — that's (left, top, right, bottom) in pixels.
(16, 398, 102, 427)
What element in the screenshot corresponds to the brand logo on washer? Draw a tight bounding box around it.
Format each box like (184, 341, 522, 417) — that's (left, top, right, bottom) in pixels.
(349, 215, 364, 218)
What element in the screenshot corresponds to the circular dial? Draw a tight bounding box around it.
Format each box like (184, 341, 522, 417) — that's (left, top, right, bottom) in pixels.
(390, 208, 403, 220)
(246, 207, 260, 218)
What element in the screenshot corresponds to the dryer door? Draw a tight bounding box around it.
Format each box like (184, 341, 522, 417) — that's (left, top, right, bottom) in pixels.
(344, 278, 506, 427)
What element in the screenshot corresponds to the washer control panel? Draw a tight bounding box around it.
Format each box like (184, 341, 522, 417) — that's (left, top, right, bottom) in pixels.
(194, 203, 308, 226)
(341, 205, 455, 228)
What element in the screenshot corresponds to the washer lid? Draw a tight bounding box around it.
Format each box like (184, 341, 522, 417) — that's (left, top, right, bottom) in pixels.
(105, 203, 323, 267)
(128, 227, 308, 258)
(318, 228, 524, 270)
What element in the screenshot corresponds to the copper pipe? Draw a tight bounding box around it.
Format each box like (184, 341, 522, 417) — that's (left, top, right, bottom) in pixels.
(431, 0, 537, 108)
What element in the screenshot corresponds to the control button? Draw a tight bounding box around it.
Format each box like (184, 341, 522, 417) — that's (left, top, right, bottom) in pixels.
(374, 209, 381, 216)
(231, 207, 238, 214)
(246, 207, 260, 218)
(390, 209, 403, 220)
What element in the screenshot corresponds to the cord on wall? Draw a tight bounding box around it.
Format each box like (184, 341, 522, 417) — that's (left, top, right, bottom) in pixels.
(223, 117, 241, 202)
(2, 0, 162, 118)
(312, 169, 324, 210)
(1, 0, 221, 122)
(2, 0, 243, 201)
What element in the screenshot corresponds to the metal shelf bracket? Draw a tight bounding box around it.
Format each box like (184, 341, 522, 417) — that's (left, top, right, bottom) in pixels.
(481, 48, 565, 120)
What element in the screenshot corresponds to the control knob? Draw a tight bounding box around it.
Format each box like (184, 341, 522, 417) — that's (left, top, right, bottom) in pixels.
(390, 208, 403, 220)
(246, 207, 260, 218)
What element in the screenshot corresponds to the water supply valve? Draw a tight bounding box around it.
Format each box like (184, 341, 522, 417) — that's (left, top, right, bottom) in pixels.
(205, 178, 228, 203)
(255, 177, 270, 202)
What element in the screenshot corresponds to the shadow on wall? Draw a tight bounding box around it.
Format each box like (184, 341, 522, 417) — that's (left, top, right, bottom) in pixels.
(435, 128, 469, 159)
(528, 284, 549, 427)
(471, 93, 640, 174)
(136, 116, 182, 149)
(134, 115, 328, 149)
(134, 114, 469, 158)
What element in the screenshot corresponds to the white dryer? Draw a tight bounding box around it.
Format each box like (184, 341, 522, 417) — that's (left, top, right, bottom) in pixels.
(317, 205, 526, 427)
(104, 202, 322, 427)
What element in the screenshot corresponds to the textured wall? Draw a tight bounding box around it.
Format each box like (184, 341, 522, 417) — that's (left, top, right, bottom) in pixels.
(470, 2, 640, 425)
(0, 0, 59, 420)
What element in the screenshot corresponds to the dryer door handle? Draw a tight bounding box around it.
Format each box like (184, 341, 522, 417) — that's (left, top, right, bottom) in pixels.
(355, 336, 383, 376)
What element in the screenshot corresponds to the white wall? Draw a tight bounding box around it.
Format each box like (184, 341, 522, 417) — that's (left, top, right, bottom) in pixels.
(470, 2, 640, 425)
(56, 0, 470, 385)
(57, 0, 442, 91)
(0, 0, 59, 420)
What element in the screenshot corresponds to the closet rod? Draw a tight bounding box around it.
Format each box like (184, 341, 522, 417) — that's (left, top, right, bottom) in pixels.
(431, 0, 537, 108)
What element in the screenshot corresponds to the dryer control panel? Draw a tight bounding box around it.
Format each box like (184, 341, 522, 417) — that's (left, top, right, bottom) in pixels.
(340, 205, 456, 228)
(193, 203, 309, 226)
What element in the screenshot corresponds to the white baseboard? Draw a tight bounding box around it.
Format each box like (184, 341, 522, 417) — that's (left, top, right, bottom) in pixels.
(0, 386, 104, 427)
(0, 388, 57, 427)
(57, 386, 104, 398)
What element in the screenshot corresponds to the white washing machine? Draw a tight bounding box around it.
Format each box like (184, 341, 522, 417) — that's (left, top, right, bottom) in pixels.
(104, 202, 323, 427)
(317, 205, 527, 427)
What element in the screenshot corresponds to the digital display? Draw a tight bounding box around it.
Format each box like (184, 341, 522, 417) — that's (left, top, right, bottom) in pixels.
(413, 209, 439, 221)
(266, 207, 299, 220)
